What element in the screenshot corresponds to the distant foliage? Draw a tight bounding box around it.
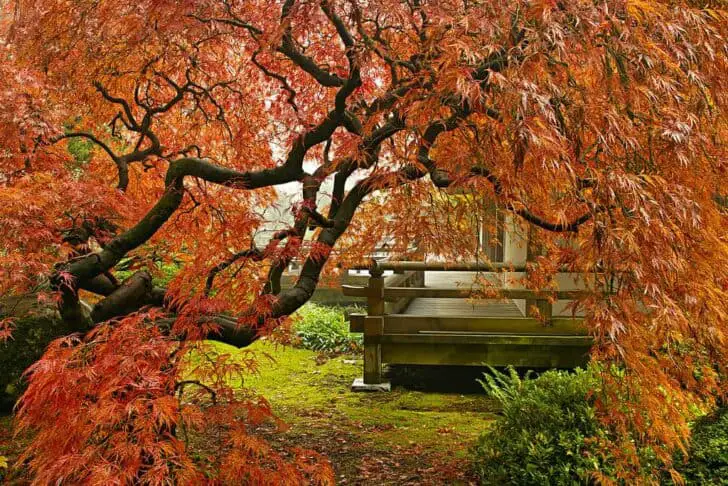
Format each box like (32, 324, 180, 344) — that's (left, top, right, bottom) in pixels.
(65, 132, 93, 169)
(0, 295, 77, 412)
(291, 304, 362, 354)
(115, 257, 182, 287)
(672, 406, 728, 485)
(0, 455, 7, 481)
(472, 366, 672, 485)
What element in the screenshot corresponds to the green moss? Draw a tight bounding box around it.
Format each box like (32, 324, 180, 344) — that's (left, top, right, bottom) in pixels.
(200, 340, 497, 455)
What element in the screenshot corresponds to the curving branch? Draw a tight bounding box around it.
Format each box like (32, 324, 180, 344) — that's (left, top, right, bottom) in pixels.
(469, 166, 599, 232)
(302, 206, 335, 228)
(320, 1, 357, 69)
(93, 81, 139, 129)
(251, 50, 299, 112)
(56, 38, 364, 317)
(90, 271, 157, 323)
(205, 248, 264, 296)
(52, 132, 131, 190)
(279, 0, 355, 88)
(55, 77, 198, 190)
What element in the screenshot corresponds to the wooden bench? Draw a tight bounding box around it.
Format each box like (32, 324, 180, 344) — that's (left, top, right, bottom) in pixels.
(342, 261, 592, 390)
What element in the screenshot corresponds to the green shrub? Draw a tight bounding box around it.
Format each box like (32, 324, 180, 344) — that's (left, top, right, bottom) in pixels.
(0, 294, 77, 412)
(472, 367, 611, 485)
(673, 406, 728, 485)
(290, 304, 362, 353)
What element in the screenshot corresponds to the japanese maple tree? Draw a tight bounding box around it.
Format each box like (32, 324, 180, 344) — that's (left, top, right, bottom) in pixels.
(0, 0, 726, 483)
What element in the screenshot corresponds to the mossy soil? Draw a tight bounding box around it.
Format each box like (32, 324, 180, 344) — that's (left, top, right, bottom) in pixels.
(224, 340, 497, 485)
(1, 340, 497, 485)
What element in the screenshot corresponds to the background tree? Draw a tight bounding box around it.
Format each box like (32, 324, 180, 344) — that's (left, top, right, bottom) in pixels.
(0, 0, 726, 482)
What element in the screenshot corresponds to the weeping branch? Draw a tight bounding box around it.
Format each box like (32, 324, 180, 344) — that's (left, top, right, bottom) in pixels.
(431, 163, 598, 233)
(205, 248, 264, 296)
(48, 5, 587, 351)
(55, 32, 364, 323)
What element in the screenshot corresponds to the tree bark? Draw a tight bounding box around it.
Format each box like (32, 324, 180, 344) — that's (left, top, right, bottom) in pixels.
(90, 271, 158, 323)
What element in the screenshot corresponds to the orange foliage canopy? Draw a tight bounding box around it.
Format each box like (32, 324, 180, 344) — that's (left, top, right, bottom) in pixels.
(1, 0, 727, 483)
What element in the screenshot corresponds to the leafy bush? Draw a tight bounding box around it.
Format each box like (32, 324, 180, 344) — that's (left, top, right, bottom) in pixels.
(473, 367, 727, 485)
(290, 304, 362, 353)
(673, 406, 728, 485)
(0, 294, 77, 412)
(472, 367, 611, 485)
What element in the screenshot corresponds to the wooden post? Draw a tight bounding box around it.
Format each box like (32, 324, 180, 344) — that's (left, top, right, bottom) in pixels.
(535, 298, 553, 326)
(526, 224, 553, 325)
(526, 223, 539, 318)
(363, 261, 385, 384)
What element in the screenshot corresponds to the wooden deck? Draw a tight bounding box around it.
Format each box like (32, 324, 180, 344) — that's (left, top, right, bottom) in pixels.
(402, 271, 524, 318)
(343, 265, 592, 388)
(403, 298, 523, 317)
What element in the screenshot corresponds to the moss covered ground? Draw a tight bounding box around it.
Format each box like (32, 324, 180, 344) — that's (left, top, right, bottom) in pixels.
(1, 340, 497, 484)
(226, 340, 497, 484)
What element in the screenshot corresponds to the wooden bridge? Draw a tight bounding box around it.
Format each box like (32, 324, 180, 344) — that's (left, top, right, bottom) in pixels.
(342, 261, 592, 390)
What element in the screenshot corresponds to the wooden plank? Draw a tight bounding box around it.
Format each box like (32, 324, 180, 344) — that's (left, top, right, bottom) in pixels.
(535, 298, 553, 324)
(381, 342, 590, 368)
(384, 271, 421, 288)
(364, 316, 384, 336)
(424, 271, 500, 289)
(351, 315, 586, 337)
(363, 342, 383, 383)
(341, 283, 591, 301)
(384, 287, 588, 300)
(367, 277, 385, 315)
(385, 297, 411, 315)
(349, 314, 586, 335)
(349, 313, 365, 333)
(342, 284, 369, 297)
(382, 315, 586, 335)
(351, 261, 531, 272)
(363, 277, 384, 384)
(403, 298, 524, 317)
(348, 260, 617, 275)
(342, 270, 421, 297)
(385, 270, 423, 314)
(378, 333, 592, 346)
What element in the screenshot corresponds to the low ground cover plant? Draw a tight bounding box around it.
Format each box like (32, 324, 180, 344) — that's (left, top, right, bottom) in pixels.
(473, 366, 726, 485)
(289, 304, 363, 354)
(472, 366, 610, 485)
(672, 405, 728, 485)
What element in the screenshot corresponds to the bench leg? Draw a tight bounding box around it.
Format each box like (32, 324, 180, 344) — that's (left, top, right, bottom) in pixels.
(363, 341, 382, 384)
(352, 318, 390, 392)
(353, 277, 390, 392)
(351, 340, 390, 391)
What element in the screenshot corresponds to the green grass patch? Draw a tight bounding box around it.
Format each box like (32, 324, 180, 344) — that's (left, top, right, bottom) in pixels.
(203, 340, 497, 456)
